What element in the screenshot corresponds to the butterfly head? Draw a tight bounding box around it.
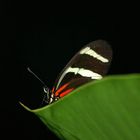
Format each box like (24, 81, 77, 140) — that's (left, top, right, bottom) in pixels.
(27, 67, 56, 105)
(43, 86, 53, 104)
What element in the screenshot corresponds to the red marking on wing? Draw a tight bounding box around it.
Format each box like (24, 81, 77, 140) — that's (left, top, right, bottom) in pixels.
(55, 83, 69, 96)
(59, 88, 74, 97)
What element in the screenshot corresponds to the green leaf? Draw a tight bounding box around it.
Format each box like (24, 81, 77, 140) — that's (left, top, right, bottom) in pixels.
(20, 74, 140, 140)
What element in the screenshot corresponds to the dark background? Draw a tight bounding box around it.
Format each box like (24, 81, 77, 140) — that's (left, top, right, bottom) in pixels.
(1, 2, 140, 140)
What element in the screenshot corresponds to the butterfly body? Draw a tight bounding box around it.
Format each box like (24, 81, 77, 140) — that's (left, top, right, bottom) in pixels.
(42, 40, 112, 105)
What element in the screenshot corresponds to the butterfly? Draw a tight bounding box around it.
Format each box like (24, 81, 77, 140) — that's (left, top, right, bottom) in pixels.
(28, 40, 112, 105)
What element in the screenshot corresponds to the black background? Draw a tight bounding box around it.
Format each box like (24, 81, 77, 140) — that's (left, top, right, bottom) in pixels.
(1, 2, 140, 140)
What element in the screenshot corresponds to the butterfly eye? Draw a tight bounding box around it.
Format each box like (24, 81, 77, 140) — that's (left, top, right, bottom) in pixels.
(43, 86, 49, 94)
(42, 86, 51, 104)
(43, 86, 50, 101)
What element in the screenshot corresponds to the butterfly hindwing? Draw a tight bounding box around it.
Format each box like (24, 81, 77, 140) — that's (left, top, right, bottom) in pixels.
(52, 40, 112, 98)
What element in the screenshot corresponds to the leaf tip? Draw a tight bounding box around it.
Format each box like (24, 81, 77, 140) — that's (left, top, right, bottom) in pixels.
(19, 101, 32, 112)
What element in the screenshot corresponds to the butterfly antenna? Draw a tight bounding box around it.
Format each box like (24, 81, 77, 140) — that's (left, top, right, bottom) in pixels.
(27, 67, 46, 86)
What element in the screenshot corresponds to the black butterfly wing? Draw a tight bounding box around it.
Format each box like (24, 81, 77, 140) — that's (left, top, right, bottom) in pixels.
(52, 40, 112, 97)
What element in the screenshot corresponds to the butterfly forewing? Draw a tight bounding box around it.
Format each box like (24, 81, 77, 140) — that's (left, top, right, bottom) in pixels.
(52, 40, 112, 98)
